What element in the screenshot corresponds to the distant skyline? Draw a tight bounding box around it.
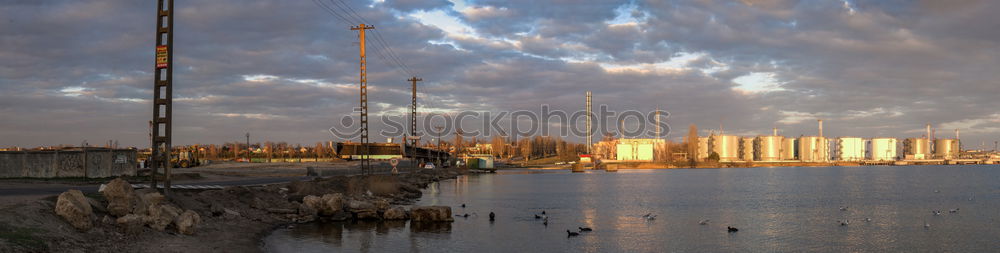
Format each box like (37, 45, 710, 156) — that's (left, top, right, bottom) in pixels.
(1, 0, 999, 148)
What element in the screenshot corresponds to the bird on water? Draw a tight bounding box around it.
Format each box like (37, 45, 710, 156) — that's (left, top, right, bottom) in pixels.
(579, 227, 592, 232)
(566, 230, 580, 237)
(727, 226, 739, 233)
(489, 212, 495, 221)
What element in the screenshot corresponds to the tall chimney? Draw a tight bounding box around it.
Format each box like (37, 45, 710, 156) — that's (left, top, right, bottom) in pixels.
(773, 127, 778, 136)
(818, 119, 823, 138)
(926, 124, 931, 143)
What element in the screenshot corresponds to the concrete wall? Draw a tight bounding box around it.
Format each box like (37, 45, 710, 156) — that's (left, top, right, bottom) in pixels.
(0, 148, 137, 178)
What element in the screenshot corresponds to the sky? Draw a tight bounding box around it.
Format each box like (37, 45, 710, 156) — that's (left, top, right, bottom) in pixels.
(1, 0, 999, 149)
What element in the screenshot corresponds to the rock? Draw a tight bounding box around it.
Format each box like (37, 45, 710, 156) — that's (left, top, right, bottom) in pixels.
(146, 204, 182, 231)
(409, 206, 454, 222)
(87, 197, 107, 214)
(348, 200, 378, 220)
(302, 195, 322, 213)
(102, 178, 135, 217)
(133, 190, 165, 216)
(116, 214, 144, 235)
(383, 206, 408, 220)
(223, 208, 240, 217)
(175, 210, 201, 235)
(295, 203, 317, 223)
(319, 193, 345, 215)
(55, 189, 93, 231)
(374, 198, 390, 212)
(210, 203, 225, 216)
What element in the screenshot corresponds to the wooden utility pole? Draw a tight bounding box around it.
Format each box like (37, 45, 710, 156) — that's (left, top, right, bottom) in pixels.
(151, 0, 174, 195)
(351, 24, 375, 174)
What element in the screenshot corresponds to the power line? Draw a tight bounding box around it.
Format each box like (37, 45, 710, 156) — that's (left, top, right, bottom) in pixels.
(312, 0, 352, 26)
(329, 0, 415, 76)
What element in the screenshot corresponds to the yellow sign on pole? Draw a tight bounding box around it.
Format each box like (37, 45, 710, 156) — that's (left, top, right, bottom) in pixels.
(156, 45, 168, 68)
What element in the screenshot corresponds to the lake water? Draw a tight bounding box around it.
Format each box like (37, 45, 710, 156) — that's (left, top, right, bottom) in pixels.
(263, 165, 1000, 252)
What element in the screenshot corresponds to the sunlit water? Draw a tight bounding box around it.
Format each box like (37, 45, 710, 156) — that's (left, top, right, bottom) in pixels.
(263, 165, 1000, 252)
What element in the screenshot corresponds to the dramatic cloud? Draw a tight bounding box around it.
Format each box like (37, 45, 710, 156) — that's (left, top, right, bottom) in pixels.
(1, 0, 999, 149)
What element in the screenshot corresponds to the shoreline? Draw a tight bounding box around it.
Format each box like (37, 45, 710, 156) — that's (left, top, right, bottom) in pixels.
(0, 169, 464, 253)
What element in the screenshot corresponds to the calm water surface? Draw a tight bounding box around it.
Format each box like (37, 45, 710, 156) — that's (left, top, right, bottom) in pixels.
(263, 165, 1000, 252)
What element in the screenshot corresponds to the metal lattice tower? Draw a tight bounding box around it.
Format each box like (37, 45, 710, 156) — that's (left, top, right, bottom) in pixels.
(352, 24, 374, 174)
(151, 0, 174, 194)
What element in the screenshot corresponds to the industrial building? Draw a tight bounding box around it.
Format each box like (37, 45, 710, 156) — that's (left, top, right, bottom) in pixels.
(903, 138, 931, 160)
(709, 135, 740, 162)
(697, 137, 710, 161)
(836, 137, 866, 161)
(869, 138, 898, 161)
(798, 136, 829, 162)
(754, 135, 783, 161)
(615, 138, 664, 161)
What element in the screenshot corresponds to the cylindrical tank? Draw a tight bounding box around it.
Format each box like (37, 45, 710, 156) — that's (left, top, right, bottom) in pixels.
(933, 139, 958, 159)
(870, 138, 897, 161)
(904, 138, 930, 159)
(836, 137, 866, 161)
(798, 136, 829, 162)
(781, 137, 798, 160)
(755, 136, 783, 161)
(711, 135, 740, 161)
(740, 138, 754, 161)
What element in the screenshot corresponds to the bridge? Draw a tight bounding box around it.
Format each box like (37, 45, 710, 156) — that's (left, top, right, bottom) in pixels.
(335, 142, 451, 164)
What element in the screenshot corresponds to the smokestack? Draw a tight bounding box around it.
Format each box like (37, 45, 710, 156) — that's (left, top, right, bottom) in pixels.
(818, 119, 823, 138)
(773, 127, 778, 136)
(955, 129, 960, 140)
(585, 91, 592, 153)
(926, 124, 931, 142)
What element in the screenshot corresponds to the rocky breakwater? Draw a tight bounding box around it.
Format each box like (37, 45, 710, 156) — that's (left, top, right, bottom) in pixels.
(45, 169, 462, 252)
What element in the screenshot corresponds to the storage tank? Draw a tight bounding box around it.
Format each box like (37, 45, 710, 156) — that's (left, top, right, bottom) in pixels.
(903, 138, 930, 159)
(870, 138, 897, 161)
(740, 137, 754, 161)
(933, 139, 959, 159)
(798, 136, 829, 162)
(781, 137, 798, 160)
(710, 135, 740, 162)
(755, 136, 783, 161)
(697, 137, 710, 161)
(836, 137, 866, 161)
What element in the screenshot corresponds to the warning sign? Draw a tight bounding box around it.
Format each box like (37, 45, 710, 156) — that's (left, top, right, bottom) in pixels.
(156, 45, 168, 68)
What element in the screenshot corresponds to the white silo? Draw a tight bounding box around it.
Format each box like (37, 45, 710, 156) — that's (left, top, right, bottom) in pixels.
(781, 137, 798, 160)
(836, 137, 866, 161)
(710, 135, 740, 162)
(870, 138, 897, 161)
(799, 136, 829, 162)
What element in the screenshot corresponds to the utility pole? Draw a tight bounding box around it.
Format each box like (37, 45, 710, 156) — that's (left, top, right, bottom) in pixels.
(151, 0, 174, 195)
(246, 132, 250, 162)
(409, 77, 422, 169)
(586, 91, 592, 154)
(351, 24, 375, 175)
(435, 125, 444, 167)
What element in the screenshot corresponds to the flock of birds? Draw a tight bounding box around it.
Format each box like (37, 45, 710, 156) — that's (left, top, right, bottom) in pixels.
(450, 190, 970, 238)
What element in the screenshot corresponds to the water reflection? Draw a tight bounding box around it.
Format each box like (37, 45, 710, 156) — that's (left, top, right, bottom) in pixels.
(265, 165, 1000, 252)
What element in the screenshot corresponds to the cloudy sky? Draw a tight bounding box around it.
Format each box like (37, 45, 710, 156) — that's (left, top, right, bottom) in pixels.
(1, 0, 999, 149)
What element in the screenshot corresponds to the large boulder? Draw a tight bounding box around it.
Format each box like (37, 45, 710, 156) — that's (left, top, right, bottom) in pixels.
(383, 206, 408, 220)
(55, 189, 94, 231)
(348, 200, 378, 220)
(175, 210, 201, 235)
(320, 193, 345, 215)
(102, 178, 135, 217)
(133, 189, 165, 216)
(116, 214, 144, 235)
(409, 206, 454, 222)
(146, 204, 182, 231)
